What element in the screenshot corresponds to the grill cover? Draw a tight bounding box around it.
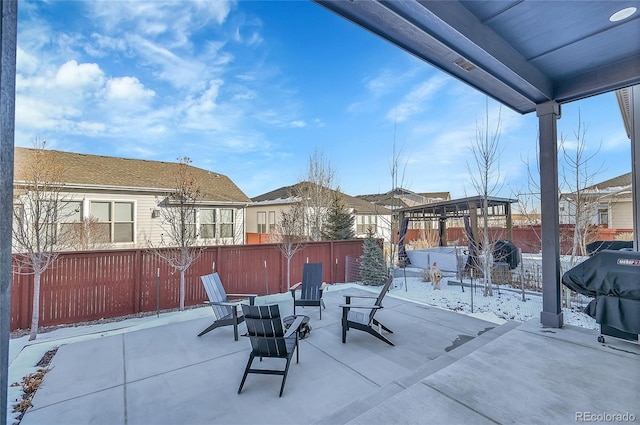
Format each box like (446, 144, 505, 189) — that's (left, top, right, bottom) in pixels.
(562, 250, 640, 334)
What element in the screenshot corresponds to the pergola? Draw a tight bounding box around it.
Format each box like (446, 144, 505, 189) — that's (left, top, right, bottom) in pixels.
(397, 195, 517, 247)
(314, 0, 640, 330)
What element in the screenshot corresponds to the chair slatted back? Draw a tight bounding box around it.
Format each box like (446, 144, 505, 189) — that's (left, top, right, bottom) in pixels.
(300, 263, 323, 301)
(242, 304, 289, 358)
(201, 273, 232, 320)
(368, 275, 394, 323)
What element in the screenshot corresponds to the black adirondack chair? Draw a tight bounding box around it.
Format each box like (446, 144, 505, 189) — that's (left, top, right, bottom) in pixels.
(340, 275, 395, 346)
(290, 262, 325, 319)
(238, 304, 306, 397)
(197, 273, 257, 341)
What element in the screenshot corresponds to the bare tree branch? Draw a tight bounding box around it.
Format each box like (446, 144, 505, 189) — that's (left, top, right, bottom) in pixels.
(147, 157, 204, 310)
(465, 100, 504, 296)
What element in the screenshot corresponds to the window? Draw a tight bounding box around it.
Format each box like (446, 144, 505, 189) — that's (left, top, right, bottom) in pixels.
(598, 209, 609, 226)
(356, 215, 377, 234)
(220, 209, 234, 238)
(90, 201, 135, 243)
(183, 208, 197, 240)
(268, 211, 276, 232)
(58, 200, 83, 241)
(257, 212, 266, 233)
(200, 209, 216, 238)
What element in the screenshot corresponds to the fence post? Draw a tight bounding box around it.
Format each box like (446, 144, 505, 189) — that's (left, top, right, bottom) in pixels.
(134, 249, 142, 314)
(330, 241, 335, 284)
(20, 272, 31, 330)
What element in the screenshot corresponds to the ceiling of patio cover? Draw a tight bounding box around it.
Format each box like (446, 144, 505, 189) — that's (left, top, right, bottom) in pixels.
(314, 0, 640, 114)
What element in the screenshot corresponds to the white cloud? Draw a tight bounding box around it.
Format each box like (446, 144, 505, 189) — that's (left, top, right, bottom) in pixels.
(16, 47, 39, 75)
(89, 1, 236, 52)
(386, 75, 448, 122)
(105, 77, 155, 102)
(55, 60, 104, 90)
(289, 120, 306, 128)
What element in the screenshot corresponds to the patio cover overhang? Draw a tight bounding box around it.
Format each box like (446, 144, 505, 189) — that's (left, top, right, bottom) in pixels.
(313, 0, 640, 328)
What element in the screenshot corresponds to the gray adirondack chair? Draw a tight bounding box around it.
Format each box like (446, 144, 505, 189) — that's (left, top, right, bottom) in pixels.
(290, 262, 325, 319)
(238, 304, 305, 397)
(197, 273, 257, 341)
(340, 275, 395, 345)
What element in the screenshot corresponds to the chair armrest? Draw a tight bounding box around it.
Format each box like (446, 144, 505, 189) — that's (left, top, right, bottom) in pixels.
(343, 294, 378, 300)
(226, 294, 257, 305)
(284, 315, 306, 339)
(289, 282, 303, 298)
(207, 301, 244, 307)
(339, 304, 383, 310)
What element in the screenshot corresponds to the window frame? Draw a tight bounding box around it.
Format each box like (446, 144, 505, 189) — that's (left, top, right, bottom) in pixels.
(89, 200, 136, 244)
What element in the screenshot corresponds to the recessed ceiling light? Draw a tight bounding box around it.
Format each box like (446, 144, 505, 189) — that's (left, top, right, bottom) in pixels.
(609, 6, 637, 22)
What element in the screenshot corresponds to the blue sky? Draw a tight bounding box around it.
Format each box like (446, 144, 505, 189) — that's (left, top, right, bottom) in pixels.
(15, 1, 631, 202)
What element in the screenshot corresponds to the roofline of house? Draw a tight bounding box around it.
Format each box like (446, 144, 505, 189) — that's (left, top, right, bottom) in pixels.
(14, 181, 251, 206)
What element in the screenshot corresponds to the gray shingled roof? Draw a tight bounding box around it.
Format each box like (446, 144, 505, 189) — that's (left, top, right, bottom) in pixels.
(14, 148, 251, 204)
(252, 182, 392, 215)
(356, 188, 451, 209)
(587, 172, 632, 191)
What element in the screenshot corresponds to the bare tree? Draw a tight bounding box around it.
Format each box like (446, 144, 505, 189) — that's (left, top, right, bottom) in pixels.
(466, 100, 504, 296)
(12, 140, 76, 340)
(387, 126, 409, 268)
(295, 148, 336, 241)
(147, 157, 204, 310)
(559, 113, 603, 263)
(68, 215, 111, 250)
(510, 138, 543, 252)
(268, 202, 306, 290)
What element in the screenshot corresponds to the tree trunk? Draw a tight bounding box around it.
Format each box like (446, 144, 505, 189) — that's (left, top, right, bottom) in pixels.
(286, 256, 291, 291)
(29, 271, 42, 340)
(179, 270, 185, 311)
(482, 198, 493, 296)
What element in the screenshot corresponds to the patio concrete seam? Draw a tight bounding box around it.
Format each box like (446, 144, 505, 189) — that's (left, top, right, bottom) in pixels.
(122, 334, 128, 425)
(419, 381, 502, 425)
(124, 347, 250, 387)
(25, 384, 125, 413)
(514, 323, 640, 356)
(303, 340, 381, 387)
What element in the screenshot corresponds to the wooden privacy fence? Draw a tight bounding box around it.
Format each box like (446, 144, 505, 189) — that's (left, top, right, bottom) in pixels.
(10, 240, 365, 331)
(405, 226, 633, 254)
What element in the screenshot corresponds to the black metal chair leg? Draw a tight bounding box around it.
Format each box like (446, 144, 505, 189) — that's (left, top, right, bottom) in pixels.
(238, 354, 255, 394)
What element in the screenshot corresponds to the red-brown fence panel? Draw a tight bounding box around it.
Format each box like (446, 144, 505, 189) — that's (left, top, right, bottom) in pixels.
(10, 240, 366, 331)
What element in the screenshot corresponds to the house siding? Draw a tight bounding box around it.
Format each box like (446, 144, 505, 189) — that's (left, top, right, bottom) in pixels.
(13, 148, 251, 251)
(610, 200, 633, 229)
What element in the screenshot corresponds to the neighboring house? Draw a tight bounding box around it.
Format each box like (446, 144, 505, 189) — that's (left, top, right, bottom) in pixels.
(13, 148, 251, 250)
(247, 182, 393, 242)
(357, 188, 451, 230)
(356, 188, 450, 210)
(559, 172, 632, 228)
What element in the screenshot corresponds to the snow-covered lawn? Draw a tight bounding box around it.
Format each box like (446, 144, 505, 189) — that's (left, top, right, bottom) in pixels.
(386, 270, 598, 330)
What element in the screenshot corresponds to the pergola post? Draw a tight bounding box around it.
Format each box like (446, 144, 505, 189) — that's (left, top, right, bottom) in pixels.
(439, 216, 447, 246)
(0, 2, 18, 424)
(505, 203, 513, 241)
(468, 200, 479, 245)
(631, 85, 639, 251)
(537, 101, 563, 328)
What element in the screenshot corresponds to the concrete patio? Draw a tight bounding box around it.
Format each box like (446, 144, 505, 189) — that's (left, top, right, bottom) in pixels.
(18, 285, 639, 425)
